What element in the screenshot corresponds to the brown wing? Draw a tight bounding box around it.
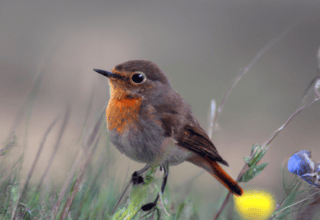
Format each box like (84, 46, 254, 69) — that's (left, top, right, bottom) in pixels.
(158, 111, 228, 166)
(154, 89, 228, 166)
(176, 123, 229, 166)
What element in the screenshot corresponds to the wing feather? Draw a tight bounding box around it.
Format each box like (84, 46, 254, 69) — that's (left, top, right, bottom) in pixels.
(176, 123, 228, 166)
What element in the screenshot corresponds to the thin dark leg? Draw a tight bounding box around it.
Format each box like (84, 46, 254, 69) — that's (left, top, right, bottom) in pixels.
(161, 165, 169, 193)
(141, 165, 169, 211)
(112, 164, 151, 214)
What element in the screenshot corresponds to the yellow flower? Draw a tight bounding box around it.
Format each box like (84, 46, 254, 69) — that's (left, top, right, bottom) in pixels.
(234, 189, 275, 219)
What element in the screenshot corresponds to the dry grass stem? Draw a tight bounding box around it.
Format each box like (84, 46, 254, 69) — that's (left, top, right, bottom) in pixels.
(213, 20, 304, 220)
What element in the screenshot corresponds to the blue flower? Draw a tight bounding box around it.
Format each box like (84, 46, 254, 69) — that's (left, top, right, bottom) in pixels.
(287, 150, 320, 187)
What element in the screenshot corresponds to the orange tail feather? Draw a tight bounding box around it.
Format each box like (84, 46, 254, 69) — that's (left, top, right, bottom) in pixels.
(187, 155, 243, 196)
(206, 157, 243, 196)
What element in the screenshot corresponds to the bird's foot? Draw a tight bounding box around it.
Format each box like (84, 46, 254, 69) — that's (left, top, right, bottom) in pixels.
(132, 171, 144, 185)
(141, 194, 159, 211)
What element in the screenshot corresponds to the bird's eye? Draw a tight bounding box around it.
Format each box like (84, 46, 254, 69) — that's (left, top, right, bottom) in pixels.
(131, 72, 146, 84)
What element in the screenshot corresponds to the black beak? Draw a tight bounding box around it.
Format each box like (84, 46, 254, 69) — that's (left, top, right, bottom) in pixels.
(93, 69, 123, 79)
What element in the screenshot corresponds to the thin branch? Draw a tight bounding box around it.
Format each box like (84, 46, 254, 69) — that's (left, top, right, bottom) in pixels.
(83, 102, 107, 149)
(0, 72, 44, 156)
(214, 76, 320, 220)
(317, 47, 320, 71)
(0, 160, 21, 183)
(36, 106, 70, 191)
(23, 117, 59, 194)
(50, 147, 83, 216)
(208, 99, 216, 139)
(78, 87, 95, 142)
(275, 179, 306, 211)
(11, 116, 59, 219)
(51, 107, 104, 219)
(59, 134, 101, 220)
(0, 137, 16, 156)
(314, 77, 320, 99)
(269, 191, 320, 220)
(213, 21, 313, 220)
(262, 97, 319, 150)
(213, 165, 247, 220)
(210, 20, 298, 130)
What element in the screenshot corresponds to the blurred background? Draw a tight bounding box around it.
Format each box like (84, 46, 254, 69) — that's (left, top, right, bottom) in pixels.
(1, 0, 320, 217)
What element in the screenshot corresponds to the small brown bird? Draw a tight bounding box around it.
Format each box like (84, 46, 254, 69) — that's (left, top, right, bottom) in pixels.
(94, 60, 243, 210)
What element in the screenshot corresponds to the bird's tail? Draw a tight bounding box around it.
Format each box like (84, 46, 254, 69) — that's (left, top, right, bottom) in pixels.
(187, 155, 243, 196)
(206, 158, 243, 196)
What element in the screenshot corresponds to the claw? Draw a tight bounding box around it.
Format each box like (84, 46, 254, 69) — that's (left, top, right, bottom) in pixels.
(132, 171, 144, 185)
(141, 194, 159, 211)
(141, 202, 156, 211)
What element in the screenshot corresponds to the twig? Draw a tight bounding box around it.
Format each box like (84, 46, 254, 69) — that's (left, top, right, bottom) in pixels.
(210, 20, 298, 130)
(121, 160, 131, 194)
(51, 107, 104, 219)
(51, 147, 83, 216)
(78, 87, 95, 142)
(262, 96, 319, 150)
(213, 165, 247, 220)
(59, 134, 101, 220)
(0, 137, 16, 156)
(314, 77, 320, 99)
(11, 116, 59, 219)
(23, 117, 59, 195)
(36, 106, 70, 191)
(276, 178, 301, 210)
(268, 48, 320, 219)
(317, 47, 320, 71)
(269, 191, 320, 220)
(1, 160, 21, 183)
(214, 77, 319, 219)
(208, 100, 216, 140)
(213, 20, 304, 220)
(83, 102, 107, 149)
(0, 72, 44, 156)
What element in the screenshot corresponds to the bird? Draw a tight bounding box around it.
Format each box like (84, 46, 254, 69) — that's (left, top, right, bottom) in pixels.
(94, 60, 243, 211)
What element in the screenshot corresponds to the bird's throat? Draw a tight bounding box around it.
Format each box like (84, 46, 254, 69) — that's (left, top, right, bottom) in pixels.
(106, 83, 142, 134)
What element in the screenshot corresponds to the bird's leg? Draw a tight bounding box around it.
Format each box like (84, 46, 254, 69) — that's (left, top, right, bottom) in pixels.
(141, 165, 169, 211)
(161, 165, 169, 193)
(112, 164, 151, 214)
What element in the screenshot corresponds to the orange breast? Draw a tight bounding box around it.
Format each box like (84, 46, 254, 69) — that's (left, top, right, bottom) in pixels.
(106, 76, 142, 134)
(106, 97, 142, 134)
